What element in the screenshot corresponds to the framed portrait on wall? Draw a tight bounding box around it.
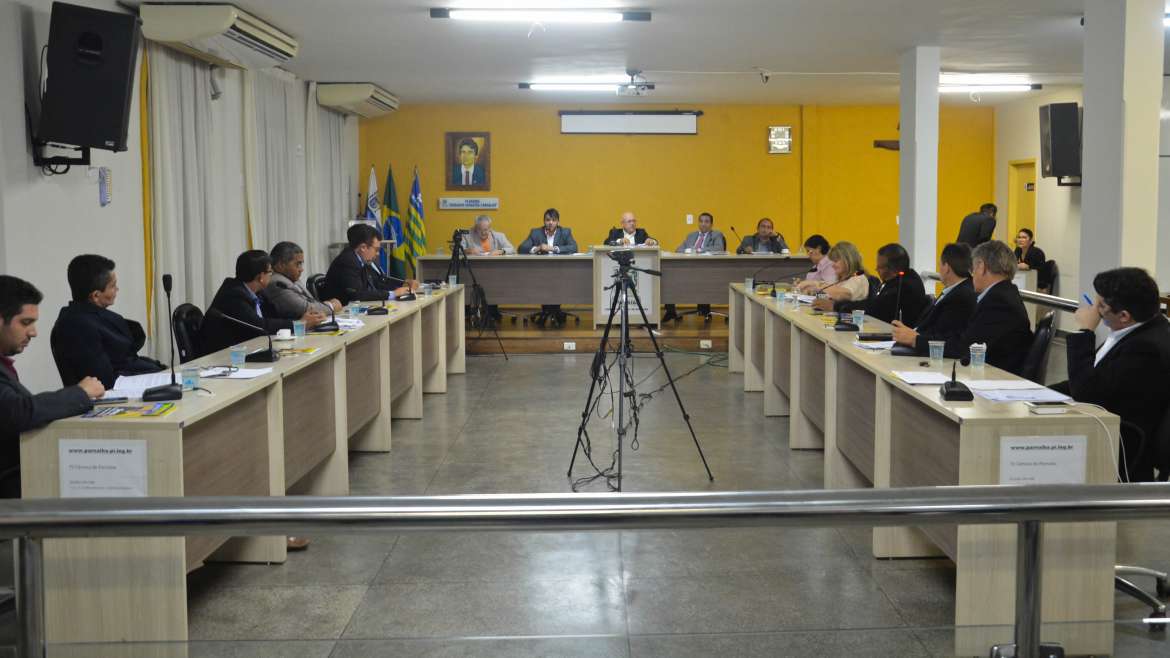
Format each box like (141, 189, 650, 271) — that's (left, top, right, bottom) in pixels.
(446, 131, 491, 191)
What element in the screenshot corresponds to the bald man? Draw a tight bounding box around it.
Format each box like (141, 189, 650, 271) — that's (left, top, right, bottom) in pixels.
(604, 212, 658, 247)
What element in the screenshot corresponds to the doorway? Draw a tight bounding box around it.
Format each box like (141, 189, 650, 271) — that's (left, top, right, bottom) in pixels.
(1007, 159, 1037, 241)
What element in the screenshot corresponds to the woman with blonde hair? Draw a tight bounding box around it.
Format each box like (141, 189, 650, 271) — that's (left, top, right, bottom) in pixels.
(798, 241, 872, 308)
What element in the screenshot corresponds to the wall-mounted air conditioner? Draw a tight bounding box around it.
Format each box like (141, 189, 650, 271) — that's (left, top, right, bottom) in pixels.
(140, 4, 298, 70)
(316, 83, 400, 118)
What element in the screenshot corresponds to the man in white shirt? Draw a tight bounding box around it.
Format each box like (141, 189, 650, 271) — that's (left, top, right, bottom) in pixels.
(604, 212, 658, 247)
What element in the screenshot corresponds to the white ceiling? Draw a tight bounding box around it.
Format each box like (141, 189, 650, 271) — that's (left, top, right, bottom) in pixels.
(146, 0, 1141, 105)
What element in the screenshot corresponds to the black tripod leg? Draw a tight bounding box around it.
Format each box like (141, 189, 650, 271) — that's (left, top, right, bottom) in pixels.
(568, 281, 623, 478)
(627, 282, 714, 481)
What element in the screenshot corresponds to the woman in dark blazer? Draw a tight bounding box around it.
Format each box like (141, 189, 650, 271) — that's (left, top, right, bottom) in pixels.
(1013, 228, 1046, 271)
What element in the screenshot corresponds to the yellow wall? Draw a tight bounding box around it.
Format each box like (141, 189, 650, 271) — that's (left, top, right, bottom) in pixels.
(359, 103, 994, 267)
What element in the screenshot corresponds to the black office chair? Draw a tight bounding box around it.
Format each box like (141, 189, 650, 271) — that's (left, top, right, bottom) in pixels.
(172, 303, 205, 364)
(1114, 408, 1170, 625)
(1018, 311, 1055, 384)
(1038, 260, 1058, 295)
(306, 273, 327, 301)
(525, 306, 581, 328)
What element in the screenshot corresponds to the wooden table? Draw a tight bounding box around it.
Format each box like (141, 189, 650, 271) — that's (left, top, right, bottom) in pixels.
(418, 251, 811, 306)
(729, 283, 1119, 656)
(19, 286, 464, 646)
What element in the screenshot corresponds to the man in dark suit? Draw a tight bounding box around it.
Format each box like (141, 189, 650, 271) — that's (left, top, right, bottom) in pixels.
(50, 254, 165, 388)
(519, 208, 578, 255)
(200, 251, 326, 354)
(835, 243, 929, 325)
(956, 203, 998, 248)
(892, 243, 977, 353)
(450, 137, 486, 187)
(323, 224, 416, 305)
(909, 240, 1031, 374)
(605, 211, 658, 246)
(519, 208, 579, 327)
(664, 211, 727, 322)
(1, 276, 103, 497)
(1052, 267, 1170, 481)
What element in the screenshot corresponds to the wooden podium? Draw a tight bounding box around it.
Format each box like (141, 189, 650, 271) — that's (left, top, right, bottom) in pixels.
(591, 246, 661, 327)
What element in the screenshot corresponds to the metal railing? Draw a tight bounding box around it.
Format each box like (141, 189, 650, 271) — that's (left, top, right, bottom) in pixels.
(920, 271, 1079, 312)
(6, 484, 1170, 657)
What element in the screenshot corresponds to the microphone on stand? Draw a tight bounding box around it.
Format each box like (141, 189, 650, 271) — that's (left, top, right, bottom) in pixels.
(729, 225, 743, 249)
(204, 308, 281, 363)
(893, 270, 906, 323)
(143, 274, 182, 401)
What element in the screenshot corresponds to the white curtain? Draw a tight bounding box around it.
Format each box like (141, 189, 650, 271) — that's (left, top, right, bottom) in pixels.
(305, 84, 355, 274)
(147, 44, 249, 356)
(244, 68, 309, 257)
(147, 45, 360, 354)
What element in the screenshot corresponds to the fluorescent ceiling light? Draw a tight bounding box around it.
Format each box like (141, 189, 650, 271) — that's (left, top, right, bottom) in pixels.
(939, 73, 1031, 86)
(531, 74, 631, 85)
(1164, 15, 1170, 27)
(522, 83, 620, 92)
(938, 84, 1036, 93)
(431, 8, 650, 22)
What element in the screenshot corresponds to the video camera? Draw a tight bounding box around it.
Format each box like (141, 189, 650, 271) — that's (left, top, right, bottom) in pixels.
(607, 249, 635, 266)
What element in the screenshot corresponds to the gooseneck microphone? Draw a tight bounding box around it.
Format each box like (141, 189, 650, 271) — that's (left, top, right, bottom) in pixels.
(893, 270, 905, 323)
(143, 274, 182, 401)
(204, 308, 281, 363)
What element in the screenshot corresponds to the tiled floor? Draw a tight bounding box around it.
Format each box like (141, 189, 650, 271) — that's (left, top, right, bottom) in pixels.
(21, 353, 1170, 656)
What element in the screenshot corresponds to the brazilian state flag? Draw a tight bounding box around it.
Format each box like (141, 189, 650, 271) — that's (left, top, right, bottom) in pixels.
(382, 165, 407, 279)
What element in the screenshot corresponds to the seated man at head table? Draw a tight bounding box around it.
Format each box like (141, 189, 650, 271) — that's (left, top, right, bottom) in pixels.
(201, 250, 326, 354)
(605, 211, 658, 247)
(821, 243, 929, 325)
(519, 208, 578, 327)
(891, 242, 977, 353)
(1, 275, 104, 497)
(323, 223, 417, 305)
(264, 241, 342, 319)
(1051, 267, 1170, 481)
(802, 234, 837, 284)
(663, 211, 726, 323)
(519, 208, 577, 256)
(50, 254, 165, 389)
(893, 240, 1032, 375)
(736, 217, 789, 255)
(462, 215, 515, 256)
(798, 241, 874, 304)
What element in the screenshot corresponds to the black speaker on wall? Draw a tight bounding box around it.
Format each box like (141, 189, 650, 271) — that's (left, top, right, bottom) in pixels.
(1038, 102, 1081, 180)
(36, 2, 142, 152)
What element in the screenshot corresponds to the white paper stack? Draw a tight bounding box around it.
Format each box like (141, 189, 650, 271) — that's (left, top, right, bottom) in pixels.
(854, 340, 896, 352)
(892, 371, 951, 385)
(102, 372, 175, 400)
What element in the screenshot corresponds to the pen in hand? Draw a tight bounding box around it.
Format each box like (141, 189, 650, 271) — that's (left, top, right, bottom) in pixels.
(1081, 293, 1094, 306)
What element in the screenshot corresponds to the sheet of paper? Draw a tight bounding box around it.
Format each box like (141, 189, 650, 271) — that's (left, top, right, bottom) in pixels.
(58, 439, 147, 497)
(976, 388, 1071, 403)
(796, 295, 816, 304)
(999, 436, 1087, 485)
(853, 340, 896, 351)
(102, 372, 175, 400)
(336, 318, 365, 330)
(892, 371, 951, 385)
(962, 379, 1045, 391)
(200, 367, 273, 379)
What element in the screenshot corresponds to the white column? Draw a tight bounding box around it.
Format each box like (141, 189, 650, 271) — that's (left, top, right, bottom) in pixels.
(1081, 0, 1163, 291)
(899, 46, 940, 274)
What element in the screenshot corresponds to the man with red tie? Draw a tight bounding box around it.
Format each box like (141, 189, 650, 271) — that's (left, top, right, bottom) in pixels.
(0, 275, 104, 497)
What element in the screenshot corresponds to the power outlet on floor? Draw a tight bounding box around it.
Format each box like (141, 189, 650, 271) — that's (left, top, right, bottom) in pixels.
(699, 339, 712, 349)
(563, 341, 577, 351)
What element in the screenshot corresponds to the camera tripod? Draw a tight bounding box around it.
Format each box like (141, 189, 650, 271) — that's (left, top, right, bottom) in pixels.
(568, 253, 713, 491)
(446, 229, 508, 359)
